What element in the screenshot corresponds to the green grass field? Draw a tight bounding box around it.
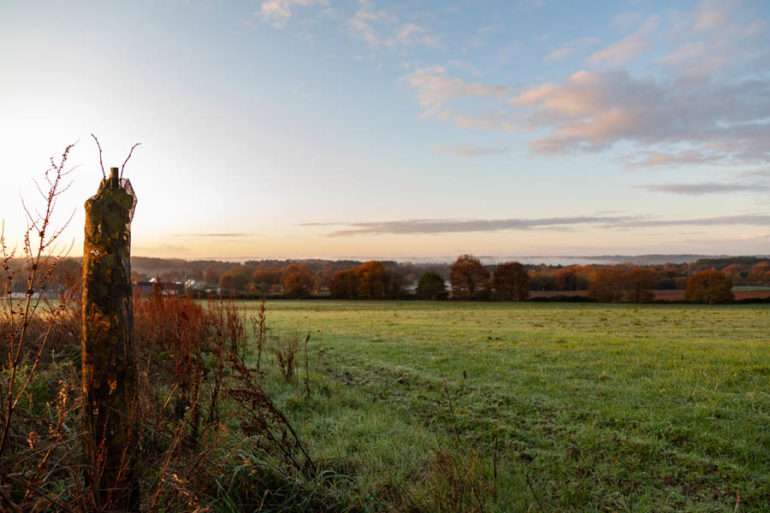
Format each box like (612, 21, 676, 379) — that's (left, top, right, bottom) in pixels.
(240, 300, 770, 512)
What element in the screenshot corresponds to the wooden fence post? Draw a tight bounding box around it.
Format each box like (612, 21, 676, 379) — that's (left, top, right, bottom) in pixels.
(81, 166, 139, 511)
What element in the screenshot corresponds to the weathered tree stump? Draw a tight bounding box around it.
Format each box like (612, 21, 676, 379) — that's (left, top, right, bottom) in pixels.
(81, 167, 139, 511)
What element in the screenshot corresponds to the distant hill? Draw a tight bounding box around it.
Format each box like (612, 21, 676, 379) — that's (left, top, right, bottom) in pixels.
(129, 254, 768, 274)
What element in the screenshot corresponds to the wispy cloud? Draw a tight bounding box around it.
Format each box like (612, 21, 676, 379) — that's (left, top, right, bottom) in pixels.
(174, 233, 256, 238)
(259, 0, 327, 27)
(349, 0, 438, 48)
(693, 0, 731, 32)
(739, 168, 770, 180)
(544, 38, 601, 62)
(636, 182, 769, 195)
(134, 244, 190, 255)
(623, 214, 770, 228)
(544, 46, 574, 61)
(623, 150, 731, 168)
(588, 16, 659, 66)
(406, 66, 513, 130)
(304, 216, 635, 236)
(438, 144, 509, 157)
(407, 67, 509, 113)
(660, 0, 766, 78)
(305, 212, 770, 236)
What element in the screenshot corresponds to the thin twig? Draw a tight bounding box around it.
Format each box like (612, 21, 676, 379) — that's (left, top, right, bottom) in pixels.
(120, 142, 141, 179)
(91, 134, 106, 179)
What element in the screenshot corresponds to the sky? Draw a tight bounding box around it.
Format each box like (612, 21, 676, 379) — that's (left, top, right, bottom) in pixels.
(1, 0, 770, 261)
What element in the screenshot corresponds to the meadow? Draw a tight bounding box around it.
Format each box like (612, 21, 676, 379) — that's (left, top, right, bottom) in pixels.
(248, 300, 770, 512)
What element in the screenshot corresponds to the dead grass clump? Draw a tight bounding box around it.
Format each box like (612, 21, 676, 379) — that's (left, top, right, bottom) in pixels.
(405, 448, 494, 513)
(275, 334, 300, 383)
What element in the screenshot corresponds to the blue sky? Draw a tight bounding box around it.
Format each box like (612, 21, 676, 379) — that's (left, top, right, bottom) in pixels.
(1, 0, 769, 260)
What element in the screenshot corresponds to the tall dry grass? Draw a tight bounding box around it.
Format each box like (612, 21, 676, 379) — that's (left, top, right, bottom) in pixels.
(0, 146, 340, 513)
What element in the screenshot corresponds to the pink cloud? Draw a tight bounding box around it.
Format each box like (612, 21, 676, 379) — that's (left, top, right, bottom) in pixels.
(588, 16, 658, 66)
(512, 70, 770, 160)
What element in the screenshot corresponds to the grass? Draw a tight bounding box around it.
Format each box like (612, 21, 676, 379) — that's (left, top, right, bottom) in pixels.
(238, 300, 770, 512)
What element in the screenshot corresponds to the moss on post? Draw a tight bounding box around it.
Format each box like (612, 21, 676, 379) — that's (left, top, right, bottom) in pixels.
(81, 167, 139, 511)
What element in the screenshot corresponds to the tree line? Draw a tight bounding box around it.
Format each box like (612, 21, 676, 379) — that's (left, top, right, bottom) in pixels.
(6, 255, 743, 304)
(210, 255, 735, 304)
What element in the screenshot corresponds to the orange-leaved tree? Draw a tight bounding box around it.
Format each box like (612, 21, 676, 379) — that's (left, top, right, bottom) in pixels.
(281, 263, 315, 298)
(685, 269, 733, 304)
(330, 269, 359, 298)
(492, 262, 529, 301)
(450, 255, 490, 299)
(588, 266, 656, 303)
(355, 261, 402, 299)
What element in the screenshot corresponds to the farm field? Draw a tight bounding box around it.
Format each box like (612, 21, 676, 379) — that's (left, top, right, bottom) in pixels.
(244, 300, 770, 513)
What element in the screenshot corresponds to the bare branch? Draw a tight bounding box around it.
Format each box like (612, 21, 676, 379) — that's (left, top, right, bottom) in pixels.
(120, 142, 142, 179)
(91, 133, 106, 179)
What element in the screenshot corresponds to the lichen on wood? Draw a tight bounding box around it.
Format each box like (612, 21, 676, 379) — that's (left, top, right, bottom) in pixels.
(81, 168, 139, 511)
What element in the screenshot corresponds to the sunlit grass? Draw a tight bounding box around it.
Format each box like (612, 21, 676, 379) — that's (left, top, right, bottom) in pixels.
(239, 301, 770, 512)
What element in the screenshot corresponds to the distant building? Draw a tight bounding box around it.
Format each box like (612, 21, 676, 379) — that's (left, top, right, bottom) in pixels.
(135, 277, 185, 296)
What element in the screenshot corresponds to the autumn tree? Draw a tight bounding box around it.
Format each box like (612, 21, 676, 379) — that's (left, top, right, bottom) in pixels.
(416, 271, 447, 300)
(554, 266, 589, 291)
(627, 267, 657, 302)
(219, 265, 252, 294)
(281, 263, 315, 298)
(686, 269, 734, 304)
(356, 261, 402, 299)
(493, 262, 529, 301)
(588, 267, 622, 302)
(450, 255, 490, 299)
(722, 263, 748, 285)
(330, 269, 359, 298)
(356, 261, 388, 298)
(529, 269, 557, 291)
(554, 268, 577, 290)
(749, 261, 770, 284)
(588, 266, 656, 303)
(253, 269, 282, 295)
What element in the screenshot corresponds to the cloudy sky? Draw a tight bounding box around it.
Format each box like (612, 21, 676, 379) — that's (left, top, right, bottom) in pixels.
(2, 0, 770, 260)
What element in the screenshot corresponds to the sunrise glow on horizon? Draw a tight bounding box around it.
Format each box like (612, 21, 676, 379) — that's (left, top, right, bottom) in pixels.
(2, 0, 770, 261)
